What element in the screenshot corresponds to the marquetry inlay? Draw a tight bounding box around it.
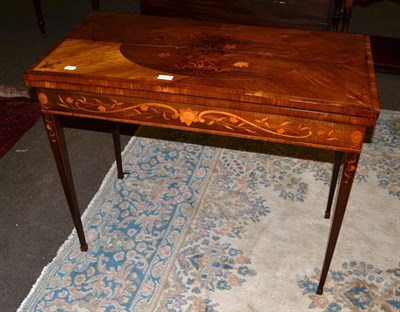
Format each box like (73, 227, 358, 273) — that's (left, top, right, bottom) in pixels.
(37, 90, 366, 151)
(43, 113, 57, 143)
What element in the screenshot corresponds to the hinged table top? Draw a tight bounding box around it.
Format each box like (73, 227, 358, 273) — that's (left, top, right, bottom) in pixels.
(25, 12, 379, 124)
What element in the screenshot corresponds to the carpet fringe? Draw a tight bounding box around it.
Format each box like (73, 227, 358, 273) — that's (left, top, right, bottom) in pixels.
(0, 85, 28, 98)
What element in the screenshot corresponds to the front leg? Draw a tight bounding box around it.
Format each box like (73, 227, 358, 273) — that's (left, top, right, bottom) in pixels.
(317, 152, 360, 294)
(43, 113, 88, 251)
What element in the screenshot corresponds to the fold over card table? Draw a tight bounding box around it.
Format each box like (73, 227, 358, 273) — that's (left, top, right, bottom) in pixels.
(24, 12, 380, 294)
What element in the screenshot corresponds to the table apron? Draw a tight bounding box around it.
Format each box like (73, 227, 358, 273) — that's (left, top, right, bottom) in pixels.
(37, 89, 366, 152)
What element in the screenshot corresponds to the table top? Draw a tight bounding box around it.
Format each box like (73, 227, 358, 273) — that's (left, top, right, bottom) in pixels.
(25, 12, 379, 125)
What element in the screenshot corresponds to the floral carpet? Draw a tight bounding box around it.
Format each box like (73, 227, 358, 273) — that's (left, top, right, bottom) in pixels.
(18, 110, 399, 311)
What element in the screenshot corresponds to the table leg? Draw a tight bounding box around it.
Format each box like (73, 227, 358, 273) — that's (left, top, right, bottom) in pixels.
(317, 152, 359, 294)
(325, 151, 344, 219)
(111, 122, 124, 179)
(43, 113, 88, 251)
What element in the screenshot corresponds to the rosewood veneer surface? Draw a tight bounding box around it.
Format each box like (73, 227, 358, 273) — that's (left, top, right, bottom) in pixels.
(25, 12, 379, 149)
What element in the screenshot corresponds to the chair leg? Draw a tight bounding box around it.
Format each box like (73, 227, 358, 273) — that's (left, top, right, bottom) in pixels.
(332, 0, 344, 32)
(90, 0, 100, 11)
(111, 122, 124, 179)
(325, 151, 344, 219)
(32, 0, 47, 38)
(341, 0, 354, 32)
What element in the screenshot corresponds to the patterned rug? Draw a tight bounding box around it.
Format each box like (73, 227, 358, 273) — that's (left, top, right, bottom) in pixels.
(18, 110, 399, 311)
(0, 86, 40, 158)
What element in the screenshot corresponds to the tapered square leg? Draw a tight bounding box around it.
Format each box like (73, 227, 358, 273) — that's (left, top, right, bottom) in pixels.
(317, 152, 359, 294)
(43, 113, 88, 251)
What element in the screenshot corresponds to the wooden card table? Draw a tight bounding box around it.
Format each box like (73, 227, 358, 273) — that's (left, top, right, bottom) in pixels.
(25, 12, 379, 294)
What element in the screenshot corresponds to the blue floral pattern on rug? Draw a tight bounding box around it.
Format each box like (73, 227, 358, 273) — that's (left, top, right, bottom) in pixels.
(18, 110, 399, 311)
(298, 261, 400, 311)
(219, 151, 311, 202)
(355, 110, 400, 198)
(152, 148, 270, 310)
(29, 132, 220, 311)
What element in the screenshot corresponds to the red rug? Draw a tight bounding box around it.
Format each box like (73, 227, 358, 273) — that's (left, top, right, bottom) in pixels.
(0, 96, 41, 158)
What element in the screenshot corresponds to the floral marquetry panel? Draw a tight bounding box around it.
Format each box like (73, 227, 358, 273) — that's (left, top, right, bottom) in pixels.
(37, 90, 365, 152)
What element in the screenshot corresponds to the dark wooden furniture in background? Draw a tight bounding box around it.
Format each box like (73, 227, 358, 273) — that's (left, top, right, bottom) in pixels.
(32, 0, 99, 38)
(32, 0, 337, 38)
(25, 12, 379, 294)
(369, 35, 400, 75)
(337, 0, 400, 74)
(140, 0, 336, 30)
